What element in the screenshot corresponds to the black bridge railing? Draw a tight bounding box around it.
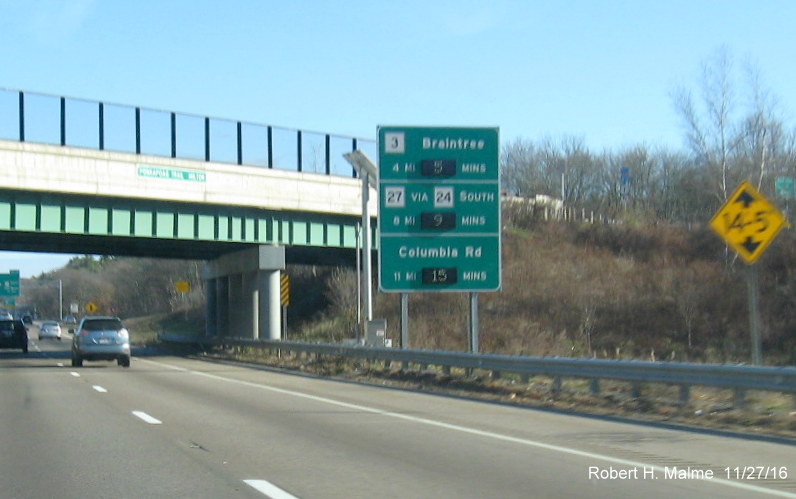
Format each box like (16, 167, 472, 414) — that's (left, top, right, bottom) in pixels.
(0, 88, 377, 178)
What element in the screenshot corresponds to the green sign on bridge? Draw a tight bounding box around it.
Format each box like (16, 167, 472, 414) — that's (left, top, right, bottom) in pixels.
(378, 126, 501, 292)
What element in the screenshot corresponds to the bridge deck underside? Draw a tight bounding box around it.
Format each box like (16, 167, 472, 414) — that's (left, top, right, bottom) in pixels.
(0, 189, 365, 265)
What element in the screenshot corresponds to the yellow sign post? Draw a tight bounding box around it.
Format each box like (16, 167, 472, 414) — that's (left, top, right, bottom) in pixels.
(709, 180, 786, 264)
(280, 274, 290, 339)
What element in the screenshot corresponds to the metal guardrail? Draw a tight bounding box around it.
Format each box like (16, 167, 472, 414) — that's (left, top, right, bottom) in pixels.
(0, 87, 377, 178)
(159, 334, 796, 404)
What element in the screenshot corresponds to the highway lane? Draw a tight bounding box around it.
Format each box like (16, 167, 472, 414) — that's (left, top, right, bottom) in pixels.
(1, 338, 265, 498)
(2, 338, 795, 498)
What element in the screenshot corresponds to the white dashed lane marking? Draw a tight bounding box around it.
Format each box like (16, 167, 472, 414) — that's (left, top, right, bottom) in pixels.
(132, 411, 162, 425)
(244, 479, 300, 499)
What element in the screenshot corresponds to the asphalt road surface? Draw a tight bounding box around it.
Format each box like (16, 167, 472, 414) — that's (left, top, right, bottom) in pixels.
(2, 334, 795, 498)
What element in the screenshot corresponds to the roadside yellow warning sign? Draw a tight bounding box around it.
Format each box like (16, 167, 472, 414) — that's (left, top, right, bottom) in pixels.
(280, 274, 290, 306)
(709, 180, 787, 264)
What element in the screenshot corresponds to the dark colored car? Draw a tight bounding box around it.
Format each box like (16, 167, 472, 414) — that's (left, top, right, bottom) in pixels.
(71, 316, 130, 367)
(0, 319, 29, 353)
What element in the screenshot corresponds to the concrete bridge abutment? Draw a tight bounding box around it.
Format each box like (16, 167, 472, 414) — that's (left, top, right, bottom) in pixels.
(203, 245, 285, 340)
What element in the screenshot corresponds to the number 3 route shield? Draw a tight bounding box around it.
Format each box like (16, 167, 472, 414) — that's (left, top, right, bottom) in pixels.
(709, 180, 787, 264)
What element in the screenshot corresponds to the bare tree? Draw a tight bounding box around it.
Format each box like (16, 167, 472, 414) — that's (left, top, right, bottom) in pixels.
(672, 46, 740, 202)
(500, 138, 538, 196)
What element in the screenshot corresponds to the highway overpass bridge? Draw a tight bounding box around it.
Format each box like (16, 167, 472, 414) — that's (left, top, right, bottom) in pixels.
(0, 89, 378, 340)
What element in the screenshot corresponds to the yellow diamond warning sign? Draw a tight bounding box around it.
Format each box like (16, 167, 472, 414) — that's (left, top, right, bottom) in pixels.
(709, 180, 787, 264)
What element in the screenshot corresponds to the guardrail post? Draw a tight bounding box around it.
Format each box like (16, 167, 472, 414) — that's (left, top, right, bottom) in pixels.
(590, 378, 600, 394)
(492, 370, 502, 380)
(631, 381, 641, 398)
(734, 388, 747, 409)
(679, 385, 691, 405)
(552, 377, 562, 393)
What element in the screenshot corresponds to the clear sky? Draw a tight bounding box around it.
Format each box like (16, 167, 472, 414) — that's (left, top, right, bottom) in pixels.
(2, 0, 795, 277)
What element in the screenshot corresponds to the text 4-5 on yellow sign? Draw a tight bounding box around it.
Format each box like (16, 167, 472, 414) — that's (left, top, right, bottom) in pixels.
(709, 180, 788, 264)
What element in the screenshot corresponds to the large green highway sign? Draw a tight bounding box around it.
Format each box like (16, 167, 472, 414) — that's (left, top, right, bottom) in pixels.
(378, 126, 501, 292)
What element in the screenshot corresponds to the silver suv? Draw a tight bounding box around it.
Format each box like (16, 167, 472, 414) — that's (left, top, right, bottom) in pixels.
(71, 316, 131, 368)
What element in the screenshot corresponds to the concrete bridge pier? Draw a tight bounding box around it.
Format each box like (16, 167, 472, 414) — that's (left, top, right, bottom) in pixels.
(203, 246, 285, 340)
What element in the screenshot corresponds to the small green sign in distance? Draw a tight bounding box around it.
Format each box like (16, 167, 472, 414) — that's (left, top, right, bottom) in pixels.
(0, 270, 20, 298)
(378, 126, 501, 292)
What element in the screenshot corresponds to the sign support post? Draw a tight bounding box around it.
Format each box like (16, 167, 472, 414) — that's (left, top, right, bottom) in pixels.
(747, 265, 763, 366)
(469, 292, 479, 353)
(401, 293, 409, 349)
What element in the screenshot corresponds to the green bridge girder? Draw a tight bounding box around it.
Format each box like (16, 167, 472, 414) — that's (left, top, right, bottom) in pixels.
(0, 189, 373, 265)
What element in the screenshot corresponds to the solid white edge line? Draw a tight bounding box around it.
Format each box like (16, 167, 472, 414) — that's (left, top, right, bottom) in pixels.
(244, 479, 300, 499)
(138, 358, 796, 498)
(92, 385, 108, 393)
(132, 411, 162, 425)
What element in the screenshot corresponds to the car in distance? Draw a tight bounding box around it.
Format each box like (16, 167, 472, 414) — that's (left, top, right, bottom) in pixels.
(38, 320, 62, 341)
(71, 316, 130, 367)
(21, 315, 33, 325)
(63, 315, 77, 325)
(0, 318, 28, 353)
